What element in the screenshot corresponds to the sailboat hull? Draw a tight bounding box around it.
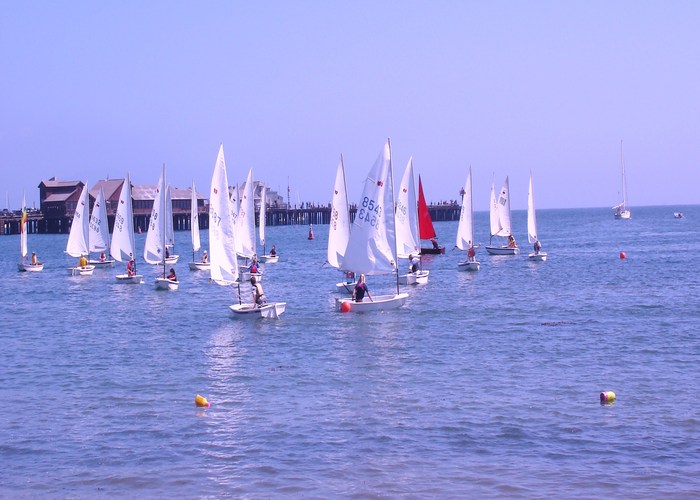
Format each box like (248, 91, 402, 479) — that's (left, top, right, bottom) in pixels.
(614, 210, 631, 220)
(189, 261, 211, 271)
(528, 252, 548, 261)
(398, 270, 430, 285)
(485, 245, 520, 256)
(239, 271, 263, 282)
(420, 246, 444, 255)
(335, 293, 409, 312)
(155, 277, 178, 290)
(258, 254, 279, 263)
(334, 282, 355, 294)
(457, 260, 480, 271)
(115, 274, 143, 284)
(88, 259, 115, 268)
(230, 302, 286, 319)
(68, 265, 96, 276)
(18, 263, 44, 272)
(164, 255, 179, 265)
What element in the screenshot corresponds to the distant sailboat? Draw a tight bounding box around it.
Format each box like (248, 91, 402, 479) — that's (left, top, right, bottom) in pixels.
(455, 166, 480, 271)
(237, 169, 262, 283)
(17, 192, 44, 272)
(164, 185, 179, 264)
(335, 140, 408, 312)
(527, 171, 547, 261)
(88, 186, 115, 267)
(144, 166, 179, 290)
(418, 176, 445, 254)
(396, 157, 429, 284)
(65, 183, 95, 276)
(111, 174, 143, 284)
(485, 176, 520, 255)
(257, 184, 279, 263)
(188, 180, 210, 271)
(613, 140, 631, 219)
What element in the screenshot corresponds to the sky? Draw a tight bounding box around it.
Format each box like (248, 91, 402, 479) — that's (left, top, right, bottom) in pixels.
(2, 1, 699, 211)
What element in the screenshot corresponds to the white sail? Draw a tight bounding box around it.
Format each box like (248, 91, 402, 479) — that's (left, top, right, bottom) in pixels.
(259, 184, 266, 248)
(489, 181, 501, 238)
(19, 192, 27, 260)
(456, 166, 475, 250)
(327, 156, 350, 269)
(230, 184, 241, 255)
(190, 180, 201, 253)
(395, 156, 420, 259)
(144, 167, 166, 265)
(66, 183, 91, 258)
(110, 175, 136, 262)
(341, 141, 396, 275)
(209, 144, 239, 284)
(495, 177, 513, 237)
(527, 171, 538, 244)
(89, 187, 110, 253)
(236, 169, 256, 258)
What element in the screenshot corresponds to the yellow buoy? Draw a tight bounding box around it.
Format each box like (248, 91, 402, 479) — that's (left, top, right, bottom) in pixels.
(195, 394, 210, 407)
(599, 391, 616, 403)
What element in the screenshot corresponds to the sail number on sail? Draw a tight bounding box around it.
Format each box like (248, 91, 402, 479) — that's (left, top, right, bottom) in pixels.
(357, 196, 382, 228)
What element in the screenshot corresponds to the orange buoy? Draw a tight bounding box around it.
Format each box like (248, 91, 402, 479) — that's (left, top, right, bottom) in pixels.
(340, 301, 351, 313)
(195, 394, 211, 407)
(619, 251, 627, 260)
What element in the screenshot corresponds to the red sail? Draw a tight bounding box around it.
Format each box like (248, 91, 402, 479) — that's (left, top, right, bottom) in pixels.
(417, 175, 436, 240)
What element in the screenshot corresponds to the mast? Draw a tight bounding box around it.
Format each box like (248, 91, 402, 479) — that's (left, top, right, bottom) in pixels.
(162, 164, 166, 278)
(388, 138, 400, 295)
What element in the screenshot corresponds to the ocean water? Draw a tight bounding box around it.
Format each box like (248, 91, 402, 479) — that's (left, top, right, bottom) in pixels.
(1, 205, 699, 498)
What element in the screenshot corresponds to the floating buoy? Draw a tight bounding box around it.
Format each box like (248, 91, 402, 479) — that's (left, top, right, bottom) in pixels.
(619, 251, 627, 260)
(600, 391, 616, 404)
(195, 394, 211, 407)
(340, 301, 351, 313)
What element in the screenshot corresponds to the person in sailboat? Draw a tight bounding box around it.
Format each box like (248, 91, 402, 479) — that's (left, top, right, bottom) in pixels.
(352, 274, 372, 303)
(78, 254, 88, 268)
(533, 238, 542, 255)
(344, 271, 355, 284)
(99, 251, 106, 262)
(270, 245, 277, 257)
(167, 268, 177, 281)
(468, 242, 476, 262)
(308, 224, 314, 240)
(201, 250, 208, 263)
(31, 252, 39, 265)
(251, 276, 266, 307)
(127, 258, 136, 277)
(507, 235, 517, 248)
(249, 256, 259, 274)
(430, 237, 439, 250)
(409, 254, 420, 273)
(165, 246, 170, 259)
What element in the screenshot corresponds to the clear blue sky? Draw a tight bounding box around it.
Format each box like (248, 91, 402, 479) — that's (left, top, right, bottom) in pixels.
(2, 1, 699, 211)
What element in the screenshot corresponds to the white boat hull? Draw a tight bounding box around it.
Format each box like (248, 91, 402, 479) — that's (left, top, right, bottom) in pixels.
(528, 252, 548, 261)
(398, 270, 429, 285)
(88, 259, 115, 268)
(334, 282, 355, 294)
(188, 261, 211, 271)
(335, 293, 409, 312)
(457, 260, 480, 271)
(229, 302, 286, 319)
(485, 245, 520, 256)
(239, 270, 263, 282)
(165, 255, 179, 265)
(258, 254, 279, 263)
(614, 210, 631, 220)
(155, 277, 179, 290)
(68, 265, 96, 276)
(115, 274, 143, 284)
(18, 263, 44, 272)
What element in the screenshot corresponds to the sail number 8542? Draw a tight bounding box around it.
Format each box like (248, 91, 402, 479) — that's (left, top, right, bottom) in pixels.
(357, 197, 382, 227)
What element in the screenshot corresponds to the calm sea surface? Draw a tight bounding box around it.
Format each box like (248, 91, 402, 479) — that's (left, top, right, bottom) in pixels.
(1, 205, 699, 498)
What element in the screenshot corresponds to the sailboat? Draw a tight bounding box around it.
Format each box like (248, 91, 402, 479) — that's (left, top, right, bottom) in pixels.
(164, 185, 179, 264)
(65, 183, 95, 276)
(485, 176, 520, 255)
(335, 140, 409, 312)
(396, 157, 429, 285)
(527, 171, 547, 261)
(145, 166, 179, 290)
(613, 140, 631, 219)
(257, 185, 278, 263)
(455, 166, 480, 271)
(237, 169, 262, 282)
(417, 176, 445, 254)
(88, 186, 115, 267)
(208, 144, 285, 319)
(17, 192, 44, 272)
(188, 180, 210, 271)
(326, 155, 355, 294)
(111, 174, 143, 284)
